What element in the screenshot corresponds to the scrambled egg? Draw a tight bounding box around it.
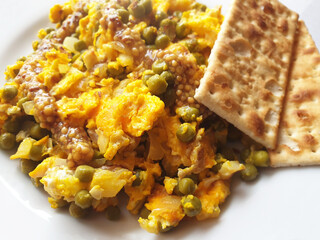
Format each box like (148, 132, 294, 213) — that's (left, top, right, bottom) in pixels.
(96, 80, 164, 160)
(0, 0, 264, 235)
(30, 156, 134, 201)
(139, 184, 185, 233)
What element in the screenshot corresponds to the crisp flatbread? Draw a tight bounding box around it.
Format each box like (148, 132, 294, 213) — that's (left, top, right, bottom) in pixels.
(269, 21, 320, 167)
(194, 0, 298, 149)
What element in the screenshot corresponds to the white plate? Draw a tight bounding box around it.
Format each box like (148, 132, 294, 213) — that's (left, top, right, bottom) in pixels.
(0, 0, 320, 239)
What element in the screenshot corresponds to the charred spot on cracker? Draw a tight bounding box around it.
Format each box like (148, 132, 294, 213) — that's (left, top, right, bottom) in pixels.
(303, 134, 317, 146)
(263, 2, 275, 15)
(256, 14, 268, 30)
(294, 109, 312, 122)
(214, 74, 232, 89)
(245, 24, 263, 39)
(291, 90, 316, 103)
(249, 112, 265, 137)
(278, 19, 289, 34)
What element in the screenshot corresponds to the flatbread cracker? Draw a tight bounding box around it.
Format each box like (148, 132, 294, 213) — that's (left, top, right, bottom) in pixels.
(269, 21, 320, 167)
(194, 0, 298, 149)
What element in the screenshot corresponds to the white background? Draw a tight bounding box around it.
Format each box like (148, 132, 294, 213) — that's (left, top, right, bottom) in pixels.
(0, 0, 320, 239)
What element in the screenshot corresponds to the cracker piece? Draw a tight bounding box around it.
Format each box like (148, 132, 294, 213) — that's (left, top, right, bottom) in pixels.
(194, 0, 299, 149)
(269, 21, 320, 167)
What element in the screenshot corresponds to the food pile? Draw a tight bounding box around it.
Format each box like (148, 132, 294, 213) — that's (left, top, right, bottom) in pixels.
(2, 0, 312, 234)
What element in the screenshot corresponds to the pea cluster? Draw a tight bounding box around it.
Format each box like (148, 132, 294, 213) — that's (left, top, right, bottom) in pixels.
(240, 148, 270, 181)
(0, 115, 50, 174)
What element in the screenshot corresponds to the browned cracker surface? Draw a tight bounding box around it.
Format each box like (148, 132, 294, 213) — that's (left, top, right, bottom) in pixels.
(269, 21, 320, 167)
(194, 0, 298, 149)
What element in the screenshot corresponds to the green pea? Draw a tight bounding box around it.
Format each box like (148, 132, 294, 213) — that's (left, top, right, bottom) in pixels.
(75, 190, 93, 209)
(155, 34, 170, 49)
(142, 26, 157, 45)
(181, 195, 202, 217)
(160, 18, 175, 29)
(74, 40, 87, 52)
(117, 8, 130, 23)
(139, 206, 151, 219)
(29, 144, 44, 161)
(90, 150, 106, 167)
(241, 163, 258, 181)
(140, 0, 152, 15)
(161, 87, 176, 107)
(160, 71, 175, 86)
(0, 133, 16, 150)
(31, 177, 43, 188)
(3, 118, 20, 134)
(155, 11, 167, 25)
(117, 73, 127, 81)
(178, 178, 195, 195)
(2, 85, 18, 101)
(176, 21, 190, 39)
(129, 1, 146, 19)
(160, 19, 176, 40)
(192, 53, 206, 65)
(20, 159, 38, 174)
(240, 148, 251, 162)
(146, 74, 168, 95)
(132, 170, 143, 186)
(152, 60, 168, 74)
(29, 123, 49, 140)
(191, 2, 207, 11)
(185, 38, 198, 53)
(75, 165, 95, 182)
(107, 62, 124, 77)
(93, 150, 103, 159)
(51, 198, 68, 208)
(105, 205, 121, 221)
(173, 182, 182, 196)
(69, 202, 89, 218)
(176, 123, 196, 143)
(252, 150, 269, 167)
(176, 106, 200, 122)
(142, 70, 155, 85)
(90, 158, 106, 168)
(212, 162, 224, 174)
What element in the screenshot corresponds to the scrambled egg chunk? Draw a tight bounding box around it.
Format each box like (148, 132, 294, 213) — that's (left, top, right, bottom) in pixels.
(139, 184, 185, 234)
(30, 157, 134, 202)
(96, 80, 164, 160)
(182, 8, 224, 47)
